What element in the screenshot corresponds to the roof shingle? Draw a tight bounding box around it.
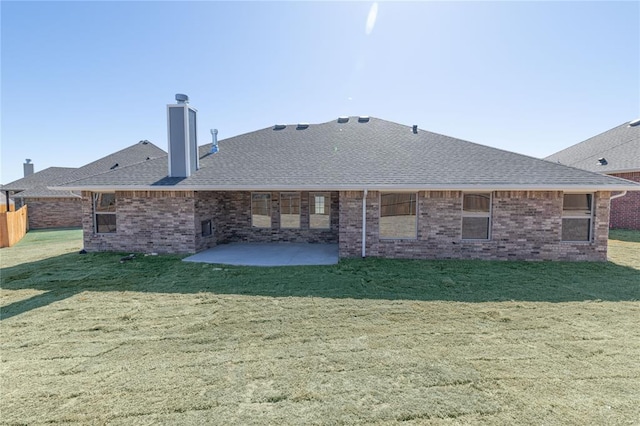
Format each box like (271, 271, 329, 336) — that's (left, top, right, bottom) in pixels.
(57, 117, 640, 191)
(4, 141, 166, 198)
(545, 120, 640, 173)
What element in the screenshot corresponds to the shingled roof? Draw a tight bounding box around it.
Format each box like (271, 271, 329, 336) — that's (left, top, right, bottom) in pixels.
(2, 167, 79, 197)
(545, 120, 640, 174)
(57, 117, 640, 192)
(4, 141, 166, 198)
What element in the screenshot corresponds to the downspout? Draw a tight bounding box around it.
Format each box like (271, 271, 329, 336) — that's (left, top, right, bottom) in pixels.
(362, 189, 367, 258)
(610, 191, 627, 200)
(4, 191, 9, 211)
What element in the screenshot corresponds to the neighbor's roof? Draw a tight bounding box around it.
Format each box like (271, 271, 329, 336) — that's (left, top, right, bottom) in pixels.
(5, 141, 166, 198)
(545, 120, 640, 174)
(56, 117, 640, 192)
(2, 167, 79, 193)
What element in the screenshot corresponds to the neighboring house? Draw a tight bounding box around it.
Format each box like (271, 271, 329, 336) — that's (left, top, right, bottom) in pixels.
(2, 142, 165, 229)
(546, 120, 640, 230)
(56, 95, 640, 261)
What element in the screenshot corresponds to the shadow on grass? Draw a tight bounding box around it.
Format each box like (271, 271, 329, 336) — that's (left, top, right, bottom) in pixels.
(609, 229, 640, 243)
(2, 251, 639, 320)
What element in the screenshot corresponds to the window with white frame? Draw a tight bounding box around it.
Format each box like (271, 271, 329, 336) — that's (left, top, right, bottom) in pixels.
(310, 193, 330, 229)
(251, 193, 271, 228)
(280, 192, 300, 228)
(379, 193, 417, 239)
(93, 192, 116, 233)
(462, 193, 491, 240)
(562, 193, 593, 241)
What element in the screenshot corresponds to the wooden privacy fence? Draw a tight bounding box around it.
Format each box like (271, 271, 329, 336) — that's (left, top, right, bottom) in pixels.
(0, 205, 28, 248)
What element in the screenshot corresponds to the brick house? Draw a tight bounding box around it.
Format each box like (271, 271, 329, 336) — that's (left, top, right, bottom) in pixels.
(56, 95, 640, 261)
(2, 142, 165, 229)
(546, 119, 640, 230)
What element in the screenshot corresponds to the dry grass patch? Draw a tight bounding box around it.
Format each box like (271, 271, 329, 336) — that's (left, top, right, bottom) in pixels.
(1, 229, 639, 424)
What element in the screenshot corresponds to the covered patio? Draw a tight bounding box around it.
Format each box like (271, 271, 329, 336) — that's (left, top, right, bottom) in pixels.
(183, 242, 339, 266)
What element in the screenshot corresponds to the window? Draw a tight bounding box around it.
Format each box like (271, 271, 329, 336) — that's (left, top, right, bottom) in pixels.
(380, 193, 417, 239)
(94, 193, 116, 234)
(310, 193, 330, 229)
(462, 193, 491, 240)
(251, 193, 271, 228)
(280, 192, 300, 228)
(562, 194, 593, 241)
(201, 219, 212, 237)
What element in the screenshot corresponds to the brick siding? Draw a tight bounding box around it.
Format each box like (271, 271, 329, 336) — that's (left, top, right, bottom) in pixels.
(82, 191, 197, 253)
(195, 191, 339, 250)
(339, 190, 610, 261)
(609, 172, 640, 230)
(82, 189, 610, 261)
(83, 190, 339, 254)
(24, 197, 83, 229)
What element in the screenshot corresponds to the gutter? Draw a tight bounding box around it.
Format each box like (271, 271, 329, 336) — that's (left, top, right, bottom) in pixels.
(49, 183, 640, 192)
(362, 189, 367, 258)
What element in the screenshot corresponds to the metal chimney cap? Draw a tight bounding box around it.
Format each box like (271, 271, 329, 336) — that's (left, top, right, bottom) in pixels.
(210, 129, 218, 135)
(175, 94, 189, 104)
(25, 159, 32, 164)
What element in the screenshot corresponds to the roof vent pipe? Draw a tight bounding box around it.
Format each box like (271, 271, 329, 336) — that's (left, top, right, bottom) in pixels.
(23, 159, 34, 177)
(412, 125, 418, 134)
(210, 129, 219, 154)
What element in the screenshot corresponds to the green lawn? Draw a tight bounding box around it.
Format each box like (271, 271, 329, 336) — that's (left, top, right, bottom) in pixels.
(1, 230, 639, 424)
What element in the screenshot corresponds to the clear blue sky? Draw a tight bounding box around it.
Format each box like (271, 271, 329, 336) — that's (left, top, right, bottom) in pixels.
(1, 1, 638, 184)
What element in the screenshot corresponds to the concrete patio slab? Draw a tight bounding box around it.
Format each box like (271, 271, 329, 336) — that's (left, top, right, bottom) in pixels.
(182, 243, 339, 266)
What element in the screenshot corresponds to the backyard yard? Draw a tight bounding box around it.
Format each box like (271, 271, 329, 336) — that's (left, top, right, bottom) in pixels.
(1, 229, 639, 424)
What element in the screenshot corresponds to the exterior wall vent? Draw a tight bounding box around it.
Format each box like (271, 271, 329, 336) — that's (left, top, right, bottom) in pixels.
(296, 123, 309, 130)
(358, 116, 370, 123)
(167, 93, 199, 178)
(274, 124, 286, 130)
(338, 116, 349, 123)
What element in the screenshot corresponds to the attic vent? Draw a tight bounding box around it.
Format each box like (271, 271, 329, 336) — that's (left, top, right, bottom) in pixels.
(296, 123, 309, 130)
(337, 116, 349, 123)
(629, 118, 640, 127)
(412, 125, 418, 134)
(274, 124, 286, 130)
(146, 157, 150, 160)
(597, 157, 608, 166)
(358, 116, 370, 123)
(140, 140, 149, 145)
(110, 163, 119, 170)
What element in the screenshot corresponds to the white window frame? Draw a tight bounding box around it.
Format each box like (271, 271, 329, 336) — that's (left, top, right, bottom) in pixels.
(561, 193, 594, 242)
(280, 192, 301, 229)
(251, 192, 271, 228)
(379, 192, 418, 240)
(93, 192, 116, 234)
(310, 192, 331, 229)
(461, 192, 492, 241)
